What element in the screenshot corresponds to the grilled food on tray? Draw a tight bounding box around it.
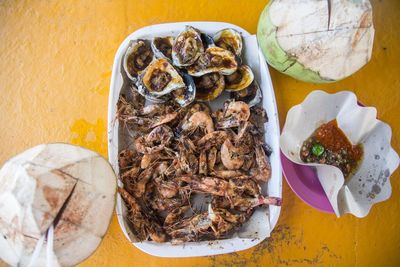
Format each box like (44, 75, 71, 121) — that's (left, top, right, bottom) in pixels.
(117, 26, 281, 243)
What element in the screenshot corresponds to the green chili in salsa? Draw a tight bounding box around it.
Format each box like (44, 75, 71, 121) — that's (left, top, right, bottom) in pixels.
(300, 119, 363, 178)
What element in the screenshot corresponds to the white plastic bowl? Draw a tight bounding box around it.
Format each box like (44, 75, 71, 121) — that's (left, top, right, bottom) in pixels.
(107, 22, 282, 257)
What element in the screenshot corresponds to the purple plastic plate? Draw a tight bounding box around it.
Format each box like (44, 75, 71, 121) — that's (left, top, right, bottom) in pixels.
(280, 151, 334, 213)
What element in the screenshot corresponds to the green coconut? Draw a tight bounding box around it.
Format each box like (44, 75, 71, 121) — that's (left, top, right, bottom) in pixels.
(257, 0, 375, 83)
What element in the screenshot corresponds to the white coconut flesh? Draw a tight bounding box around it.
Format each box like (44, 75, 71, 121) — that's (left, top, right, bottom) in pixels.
(0, 144, 117, 267)
(260, 0, 374, 82)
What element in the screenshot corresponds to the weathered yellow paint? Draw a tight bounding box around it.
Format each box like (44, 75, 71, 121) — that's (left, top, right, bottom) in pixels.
(0, 0, 399, 266)
(70, 118, 108, 156)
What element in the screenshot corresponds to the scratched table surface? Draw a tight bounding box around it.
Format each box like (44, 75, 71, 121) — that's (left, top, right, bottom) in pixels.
(0, 0, 399, 266)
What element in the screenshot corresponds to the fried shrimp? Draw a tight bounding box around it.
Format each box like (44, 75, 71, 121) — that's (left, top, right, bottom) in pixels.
(220, 139, 244, 170)
(216, 100, 251, 129)
(117, 98, 279, 243)
(181, 111, 214, 134)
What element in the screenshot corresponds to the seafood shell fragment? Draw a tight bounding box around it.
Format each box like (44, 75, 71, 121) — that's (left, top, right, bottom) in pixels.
(187, 47, 238, 77)
(152, 36, 174, 61)
(213, 28, 243, 57)
(139, 58, 185, 97)
(123, 39, 154, 81)
(172, 26, 204, 67)
(224, 65, 254, 91)
(194, 72, 225, 101)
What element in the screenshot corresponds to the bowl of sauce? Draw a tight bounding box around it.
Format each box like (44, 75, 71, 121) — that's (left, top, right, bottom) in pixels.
(300, 119, 363, 179)
(280, 90, 399, 217)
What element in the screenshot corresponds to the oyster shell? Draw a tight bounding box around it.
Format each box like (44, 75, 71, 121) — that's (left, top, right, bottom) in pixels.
(172, 26, 204, 67)
(135, 84, 171, 103)
(194, 72, 225, 101)
(138, 58, 185, 98)
(152, 36, 174, 61)
(231, 80, 262, 107)
(187, 47, 238, 77)
(172, 71, 196, 107)
(213, 28, 243, 57)
(201, 32, 215, 48)
(224, 65, 254, 91)
(123, 39, 154, 81)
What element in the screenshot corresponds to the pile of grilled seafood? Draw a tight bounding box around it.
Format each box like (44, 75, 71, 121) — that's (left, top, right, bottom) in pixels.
(116, 89, 281, 243)
(122, 26, 261, 106)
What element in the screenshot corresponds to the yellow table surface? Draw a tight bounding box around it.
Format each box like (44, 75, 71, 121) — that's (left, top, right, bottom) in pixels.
(0, 0, 399, 266)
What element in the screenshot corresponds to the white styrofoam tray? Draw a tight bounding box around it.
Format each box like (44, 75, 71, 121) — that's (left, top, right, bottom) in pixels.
(108, 22, 282, 257)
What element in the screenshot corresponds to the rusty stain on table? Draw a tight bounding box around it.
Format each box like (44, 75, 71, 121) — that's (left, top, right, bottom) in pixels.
(0, 0, 399, 266)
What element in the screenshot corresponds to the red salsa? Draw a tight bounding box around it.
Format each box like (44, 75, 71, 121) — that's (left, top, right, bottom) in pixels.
(300, 119, 363, 178)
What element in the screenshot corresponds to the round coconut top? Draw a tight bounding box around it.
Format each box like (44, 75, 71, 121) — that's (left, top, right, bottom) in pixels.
(257, 0, 374, 82)
(0, 143, 117, 267)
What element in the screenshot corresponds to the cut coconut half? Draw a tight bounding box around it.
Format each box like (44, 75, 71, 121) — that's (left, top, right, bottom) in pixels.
(257, 0, 374, 83)
(0, 144, 117, 267)
(53, 219, 102, 267)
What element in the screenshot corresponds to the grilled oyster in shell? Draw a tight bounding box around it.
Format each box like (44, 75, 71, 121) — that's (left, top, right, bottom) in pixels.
(213, 28, 243, 57)
(152, 36, 174, 61)
(224, 65, 254, 91)
(187, 47, 238, 77)
(194, 72, 225, 101)
(123, 39, 154, 81)
(172, 26, 204, 67)
(138, 58, 185, 98)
